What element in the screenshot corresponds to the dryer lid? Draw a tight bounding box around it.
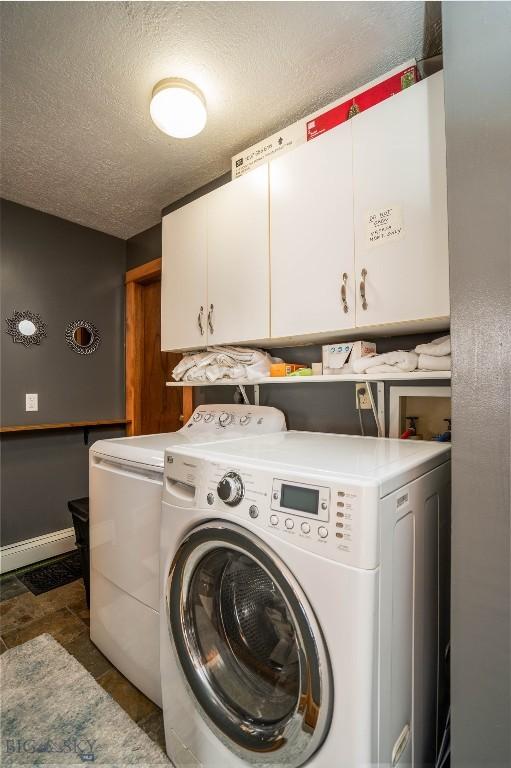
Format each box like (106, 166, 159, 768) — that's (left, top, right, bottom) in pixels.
(89, 405, 286, 469)
(90, 431, 196, 469)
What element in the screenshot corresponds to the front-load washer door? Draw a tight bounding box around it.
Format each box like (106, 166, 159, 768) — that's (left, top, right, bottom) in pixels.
(166, 521, 332, 767)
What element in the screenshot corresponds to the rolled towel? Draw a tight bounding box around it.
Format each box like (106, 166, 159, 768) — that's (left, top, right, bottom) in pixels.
(352, 350, 418, 374)
(415, 335, 450, 357)
(418, 354, 451, 371)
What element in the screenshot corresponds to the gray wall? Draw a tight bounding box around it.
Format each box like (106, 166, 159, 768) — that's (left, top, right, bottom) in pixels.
(443, 4, 511, 767)
(1, 199, 126, 546)
(1, 427, 125, 546)
(126, 222, 161, 270)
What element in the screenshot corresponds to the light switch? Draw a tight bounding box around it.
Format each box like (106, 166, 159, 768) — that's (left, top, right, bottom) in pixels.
(25, 393, 38, 412)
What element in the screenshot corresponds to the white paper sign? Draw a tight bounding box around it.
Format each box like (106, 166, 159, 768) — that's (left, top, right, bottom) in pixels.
(367, 206, 404, 247)
(232, 122, 304, 179)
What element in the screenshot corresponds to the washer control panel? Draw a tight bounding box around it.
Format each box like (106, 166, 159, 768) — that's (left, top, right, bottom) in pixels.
(165, 449, 379, 569)
(267, 487, 359, 550)
(194, 459, 377, 568)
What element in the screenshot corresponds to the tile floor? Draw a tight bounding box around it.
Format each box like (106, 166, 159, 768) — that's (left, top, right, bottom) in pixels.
(0, 574, 166, 752)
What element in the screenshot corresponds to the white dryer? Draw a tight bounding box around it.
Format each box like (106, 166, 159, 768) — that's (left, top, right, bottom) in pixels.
(160, 431, 451, 767)
(89, 404, 285, 706)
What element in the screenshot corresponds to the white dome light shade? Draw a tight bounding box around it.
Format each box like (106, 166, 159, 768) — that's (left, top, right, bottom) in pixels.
(150, 78, 207, 139)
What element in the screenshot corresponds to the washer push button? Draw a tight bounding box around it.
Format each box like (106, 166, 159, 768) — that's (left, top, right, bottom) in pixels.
(300, 521, 311, 534)
(285, 518, 294, 530)
(318, 526, 328, 539)
(270, 514, 279, 527)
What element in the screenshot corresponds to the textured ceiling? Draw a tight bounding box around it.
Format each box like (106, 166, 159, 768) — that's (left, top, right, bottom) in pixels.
(1, 2, 428, 239)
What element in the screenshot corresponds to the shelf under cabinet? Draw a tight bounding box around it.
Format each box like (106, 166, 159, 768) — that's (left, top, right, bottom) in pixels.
(166, 371, 451, 387)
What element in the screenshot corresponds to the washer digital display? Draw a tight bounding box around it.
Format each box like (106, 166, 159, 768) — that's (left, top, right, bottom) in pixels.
(280, 484, 319, 515)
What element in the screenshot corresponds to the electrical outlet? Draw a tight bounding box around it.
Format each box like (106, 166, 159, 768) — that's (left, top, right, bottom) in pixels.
(25, 393, 38, 412)
(355, 384, 371, 410)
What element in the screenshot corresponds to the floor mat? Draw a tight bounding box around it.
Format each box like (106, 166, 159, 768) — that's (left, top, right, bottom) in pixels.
(1, 633, 169, 765)
(18, 551, 83, 595)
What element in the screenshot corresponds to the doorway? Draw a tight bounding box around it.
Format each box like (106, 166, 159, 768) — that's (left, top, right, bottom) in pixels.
(125, 258, 192, 436)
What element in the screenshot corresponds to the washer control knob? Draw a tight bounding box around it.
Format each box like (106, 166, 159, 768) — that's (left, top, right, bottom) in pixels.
(206, 493, 214, 506)
(218, 412, 233, 427)
(270, 514, 279, 526)
(217, 472, 244, 506)
(192, 411, 203, 422)
(285, 518, 294, 530)
(273, 492, 279, 500)
(240, 414, 252, 426)
(318, 526, 328, 539)
(301, 522, 311, 534)
(249, 505, 259, 519)
(321, 501, 328, 510)
(203, 413, 214, 423)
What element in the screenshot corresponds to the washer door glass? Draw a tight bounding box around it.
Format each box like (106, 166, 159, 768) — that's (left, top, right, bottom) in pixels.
(167, 523, 332, 766)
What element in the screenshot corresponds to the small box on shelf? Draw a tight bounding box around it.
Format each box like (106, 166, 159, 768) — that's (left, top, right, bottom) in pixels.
(322, 341, 376, 375)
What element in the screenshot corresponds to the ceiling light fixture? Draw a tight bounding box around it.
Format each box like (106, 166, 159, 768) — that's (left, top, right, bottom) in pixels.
(150, 78, 207, 139)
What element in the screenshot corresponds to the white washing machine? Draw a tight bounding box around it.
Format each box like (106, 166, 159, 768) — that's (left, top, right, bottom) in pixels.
(160, 431, 451, 768)
(89, 404, 286, 706)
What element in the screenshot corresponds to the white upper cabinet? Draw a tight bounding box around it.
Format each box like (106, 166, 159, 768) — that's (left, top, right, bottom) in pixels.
(161, 196, 208, 351)
(352, 71, 449, 328)
(207, 164, 270, 346)
(270, 121, 355, 339)
(161, 73, 450, 352)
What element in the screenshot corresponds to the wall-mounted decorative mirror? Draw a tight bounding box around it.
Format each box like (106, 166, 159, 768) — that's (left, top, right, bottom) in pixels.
(5, 310, 47, 346)
(65, 320, 101, 355)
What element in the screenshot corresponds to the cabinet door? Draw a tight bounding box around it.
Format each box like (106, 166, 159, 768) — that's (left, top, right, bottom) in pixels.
(352, 72, 449, 328)
(207, 165, 270, 346)
(161, 197, 208, 351)
(270, 121, 355, 339)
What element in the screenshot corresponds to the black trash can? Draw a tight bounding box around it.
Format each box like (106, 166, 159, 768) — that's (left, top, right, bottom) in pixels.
(68, 497, 90, 608)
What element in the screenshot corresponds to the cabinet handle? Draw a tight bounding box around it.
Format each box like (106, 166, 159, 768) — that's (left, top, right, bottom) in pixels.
(207, 304, 214, 334)
(340, 273, 349, 314)
(360, 269, 368, 310)
(197, 306, 204, 335)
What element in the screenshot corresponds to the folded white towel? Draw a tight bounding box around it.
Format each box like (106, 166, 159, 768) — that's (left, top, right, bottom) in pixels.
(415, 335, 450, 357)
(418, 354, 452, 371)
(172, 347, 278, 383)
(352, 350, 418, 374)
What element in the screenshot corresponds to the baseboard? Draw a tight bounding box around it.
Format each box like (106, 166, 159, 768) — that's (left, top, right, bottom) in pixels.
(0, 527, 77, 574)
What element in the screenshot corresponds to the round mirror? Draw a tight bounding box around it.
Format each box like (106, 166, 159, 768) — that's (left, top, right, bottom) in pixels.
(18, 319, 37, 336)
(6, 310, 47, 347)
(73, 325, 93, 347)
(65, 320, 101, 355)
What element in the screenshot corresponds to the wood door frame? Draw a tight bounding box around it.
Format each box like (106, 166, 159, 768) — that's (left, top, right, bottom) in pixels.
(125, 257, 193, 435)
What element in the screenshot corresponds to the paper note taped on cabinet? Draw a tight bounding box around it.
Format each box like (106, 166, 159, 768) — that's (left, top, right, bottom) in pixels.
(366, 205, 404, 247)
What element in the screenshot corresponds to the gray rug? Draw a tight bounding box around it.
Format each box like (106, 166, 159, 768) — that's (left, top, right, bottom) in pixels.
(0, 634, 170, 766)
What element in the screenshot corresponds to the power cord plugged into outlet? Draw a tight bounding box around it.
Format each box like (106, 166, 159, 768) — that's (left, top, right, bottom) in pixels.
(356, 385, 368, 436)
(355, 382, 384, 438)
(355, 384, 371, 409)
